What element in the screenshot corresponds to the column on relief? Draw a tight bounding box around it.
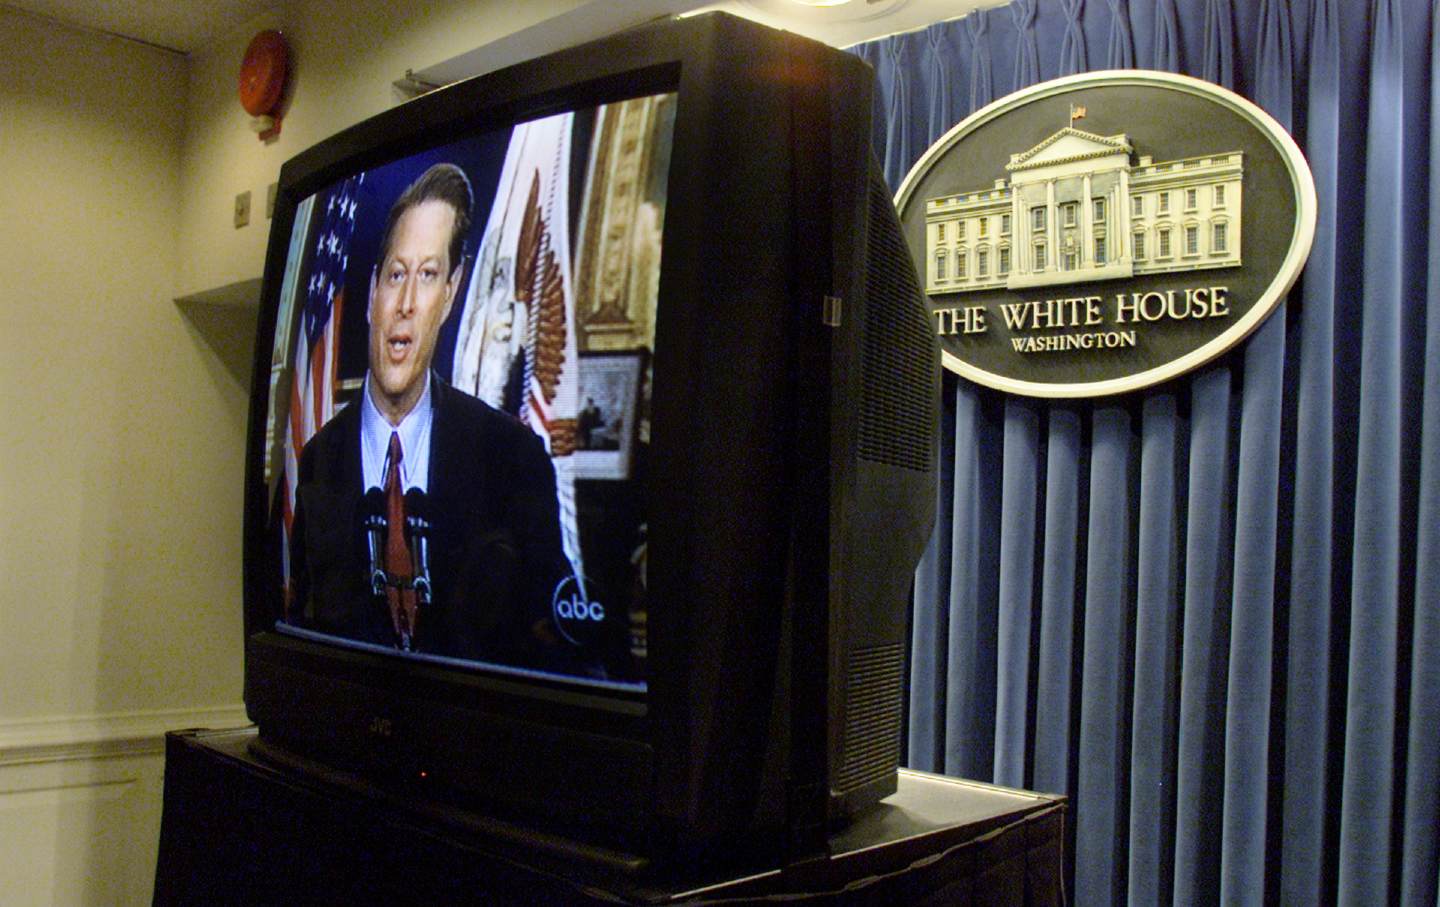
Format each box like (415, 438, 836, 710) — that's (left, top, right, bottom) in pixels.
(1118, 166, 1131, 263)
(1019, 184, 1031, 273)
(1019, 190, 1029, 276)
(1113, 182, 1123, 263)
(929, 218, 938, 285)
(1105, 184, 1116, 264)
(1082, 172, 1093, 268)
(1232, 174, 1242, 263)
(1046, 178, 1057, 276)
(1004, 188, 1015, 278)
(1013, 191, 1026, 276)
(1197, 182, 1208, 259)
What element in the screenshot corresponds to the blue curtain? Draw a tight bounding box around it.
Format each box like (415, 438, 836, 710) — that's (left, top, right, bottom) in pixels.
(851, 0, 1440, 903)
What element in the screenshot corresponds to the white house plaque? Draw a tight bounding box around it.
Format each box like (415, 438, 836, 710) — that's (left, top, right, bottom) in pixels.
(895, 71, 1316, 398)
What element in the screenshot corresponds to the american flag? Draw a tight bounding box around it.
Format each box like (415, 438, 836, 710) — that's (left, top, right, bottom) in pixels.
(282, 175, 361, 604)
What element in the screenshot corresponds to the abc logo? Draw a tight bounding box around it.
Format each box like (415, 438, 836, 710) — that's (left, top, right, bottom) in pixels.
(551, 574, 607, 646)
(556, 597, 605, 621)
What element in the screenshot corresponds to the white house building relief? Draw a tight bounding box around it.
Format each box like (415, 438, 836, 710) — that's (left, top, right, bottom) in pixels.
(925, 126, 1243, 294)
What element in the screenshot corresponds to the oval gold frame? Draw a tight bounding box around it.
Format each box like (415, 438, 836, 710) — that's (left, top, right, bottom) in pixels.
(894, 70, 1317, 398)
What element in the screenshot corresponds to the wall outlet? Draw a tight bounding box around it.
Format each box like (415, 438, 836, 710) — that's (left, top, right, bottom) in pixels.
(234, 191, 251, 229)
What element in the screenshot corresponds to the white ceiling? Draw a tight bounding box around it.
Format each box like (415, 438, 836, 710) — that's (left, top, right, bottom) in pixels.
(702, 0, 997, 47)
(2, 0, 276, 53)
(3, 0, 1000, 56)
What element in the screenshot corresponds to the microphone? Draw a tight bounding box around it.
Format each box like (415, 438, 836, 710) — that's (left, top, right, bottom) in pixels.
(361, 487, 387, 597)
(404, 488, 433, 607)
(361, 484, 432, 650)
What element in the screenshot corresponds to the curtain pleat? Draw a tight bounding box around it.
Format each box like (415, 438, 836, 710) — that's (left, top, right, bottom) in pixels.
(1012, 0, 1043, 90)
(1279, 0, 1337, 901)
(944, 386, 999, 779)
(1058, 0, 1089, 76)
(1172, 367, 1234, 906)
(967, 12, 994, 112)
(1074, 406, 1134, 905)
(882, 39, 908, 190)
(1032, 407, 1082, 798)
(1103, 0, 1135, 69)
(1151, 0, 1184, 71)
(847, 0, 1440, 900)
(1201, 0, 1236, 88)
(1338, 1, 1404, 903)
(1127, 393, 1179, 905)
(1176, 12, 1241, 907)
(924, 27, 951, 146)
(1217, 4, 1292, 903)
(994, 401, 1040, 787)
(882, 38, 913, 192)
(1400, 4, 1440, 901)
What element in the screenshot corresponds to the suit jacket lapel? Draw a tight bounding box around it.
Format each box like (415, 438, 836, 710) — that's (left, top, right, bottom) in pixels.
(333, 401, 366, 570)
(428, 375, 486, 536)
(338, 401, 365, 496)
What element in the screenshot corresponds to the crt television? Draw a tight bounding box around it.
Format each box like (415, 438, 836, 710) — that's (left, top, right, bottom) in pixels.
(243, 11, 938, 869)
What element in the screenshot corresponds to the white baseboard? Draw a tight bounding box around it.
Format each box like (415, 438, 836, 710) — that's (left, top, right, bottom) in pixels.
(0, 705, 251, 766)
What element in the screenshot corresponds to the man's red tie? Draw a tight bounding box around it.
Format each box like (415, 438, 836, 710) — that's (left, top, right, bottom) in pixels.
(384, 431, 417, 646)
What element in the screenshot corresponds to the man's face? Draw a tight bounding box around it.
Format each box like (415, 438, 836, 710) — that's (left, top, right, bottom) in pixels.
(367, 199, 461, 424)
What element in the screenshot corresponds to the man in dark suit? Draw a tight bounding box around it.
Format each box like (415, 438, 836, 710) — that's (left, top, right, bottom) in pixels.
(288, 163, 571, 665)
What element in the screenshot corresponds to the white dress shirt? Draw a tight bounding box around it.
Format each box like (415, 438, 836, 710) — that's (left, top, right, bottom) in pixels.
(359, 374, 434, 494)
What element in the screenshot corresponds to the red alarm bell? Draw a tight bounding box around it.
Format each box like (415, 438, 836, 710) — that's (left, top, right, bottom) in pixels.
(239, 30, 288, 140)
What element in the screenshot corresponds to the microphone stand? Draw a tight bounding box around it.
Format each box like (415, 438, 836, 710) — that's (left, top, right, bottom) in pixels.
(362, 488, 433, 651)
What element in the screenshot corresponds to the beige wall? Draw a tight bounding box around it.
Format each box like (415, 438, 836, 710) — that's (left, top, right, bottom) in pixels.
(0, 8, 243, 726)
(177, 0, 590, 297)
(0, 9, 246, 904)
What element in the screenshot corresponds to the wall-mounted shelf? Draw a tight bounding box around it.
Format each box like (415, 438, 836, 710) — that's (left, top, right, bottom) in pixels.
(175, 278, 263, 386)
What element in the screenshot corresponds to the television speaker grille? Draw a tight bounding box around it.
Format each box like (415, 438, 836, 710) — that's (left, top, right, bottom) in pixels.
(833, 642, 905, 795)
(858, 166, 937, 472)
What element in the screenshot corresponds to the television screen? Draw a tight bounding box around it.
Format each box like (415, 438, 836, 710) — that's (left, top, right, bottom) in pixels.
(259, 93, 675, 693)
